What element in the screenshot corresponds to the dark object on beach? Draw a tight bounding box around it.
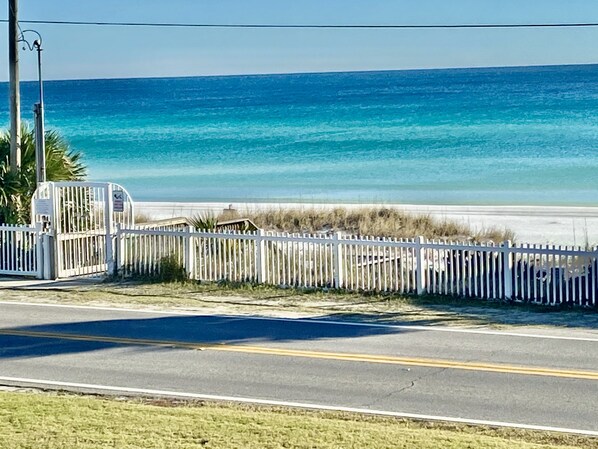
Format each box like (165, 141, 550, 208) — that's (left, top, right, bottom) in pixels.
(141, 215, 259, 233)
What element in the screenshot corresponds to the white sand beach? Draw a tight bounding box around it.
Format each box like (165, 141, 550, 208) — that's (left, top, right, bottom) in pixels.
(137, 202, 598, 247)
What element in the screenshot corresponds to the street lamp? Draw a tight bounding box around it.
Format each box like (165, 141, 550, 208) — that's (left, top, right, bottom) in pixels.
(19, 30, 46, 184)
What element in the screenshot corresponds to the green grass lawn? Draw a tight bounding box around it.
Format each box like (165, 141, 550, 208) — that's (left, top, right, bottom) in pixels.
(0, 390, 595, 449)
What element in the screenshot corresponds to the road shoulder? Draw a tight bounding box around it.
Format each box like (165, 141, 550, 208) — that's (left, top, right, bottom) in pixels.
(1, 279, 597, 334)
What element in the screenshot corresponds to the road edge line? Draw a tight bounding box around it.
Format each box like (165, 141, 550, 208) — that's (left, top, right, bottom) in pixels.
(0, 375, 596, 437)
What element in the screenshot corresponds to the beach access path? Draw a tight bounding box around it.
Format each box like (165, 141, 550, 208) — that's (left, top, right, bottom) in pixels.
(138, 202, 598, 246)
(0, 300, 597, 435)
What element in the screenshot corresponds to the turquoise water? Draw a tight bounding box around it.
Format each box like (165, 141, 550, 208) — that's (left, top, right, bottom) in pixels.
(1, 65, 598, 205)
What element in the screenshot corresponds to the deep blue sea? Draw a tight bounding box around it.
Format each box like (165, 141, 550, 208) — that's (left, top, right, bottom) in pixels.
(2, 65, 598, 205)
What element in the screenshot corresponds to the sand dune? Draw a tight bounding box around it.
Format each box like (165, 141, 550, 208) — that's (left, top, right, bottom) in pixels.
(137, 202, 598, 246)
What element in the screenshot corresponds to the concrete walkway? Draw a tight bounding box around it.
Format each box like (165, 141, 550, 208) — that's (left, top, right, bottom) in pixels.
(0, 276, 102, 290)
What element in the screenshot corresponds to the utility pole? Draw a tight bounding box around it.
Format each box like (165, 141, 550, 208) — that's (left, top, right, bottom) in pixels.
(9, 0, 21, 170)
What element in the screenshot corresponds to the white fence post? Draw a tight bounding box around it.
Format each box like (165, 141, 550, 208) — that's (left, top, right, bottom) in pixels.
(415, 236, 425, 295)
(35, 222, 43, 279)
(114, 224, 124, 276)
(255, 229, 266, 283)
(185, 226, 195, 280)
(43, 231, 55, 280)
(502, 240, 513, 300)
(104, 184, 115, 275)
(49, 181, 57, 231)
(333, 231, 343, 288)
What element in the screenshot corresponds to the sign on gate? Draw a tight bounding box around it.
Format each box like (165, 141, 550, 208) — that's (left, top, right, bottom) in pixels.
(34, 198, 52, 216)
(113, 190, 124, 213)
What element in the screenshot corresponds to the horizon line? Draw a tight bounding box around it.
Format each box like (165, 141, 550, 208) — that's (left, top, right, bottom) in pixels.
(1, 62, 597, 84)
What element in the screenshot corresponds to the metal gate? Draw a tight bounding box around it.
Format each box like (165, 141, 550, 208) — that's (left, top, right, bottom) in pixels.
(32, 181, 134, 278)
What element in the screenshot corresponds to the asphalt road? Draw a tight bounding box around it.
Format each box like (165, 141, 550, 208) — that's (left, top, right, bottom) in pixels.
(0, 301, 597, 434)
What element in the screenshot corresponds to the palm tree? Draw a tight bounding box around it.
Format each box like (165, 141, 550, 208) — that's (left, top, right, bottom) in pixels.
(0, 125, 86, 224)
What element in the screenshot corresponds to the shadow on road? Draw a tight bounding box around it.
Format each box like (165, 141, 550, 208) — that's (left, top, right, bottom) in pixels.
(0, 314, 411, 360)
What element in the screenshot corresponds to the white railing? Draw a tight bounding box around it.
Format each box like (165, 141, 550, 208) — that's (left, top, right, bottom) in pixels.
(0, 224, 42, 278)
(115, 226, 598, 307)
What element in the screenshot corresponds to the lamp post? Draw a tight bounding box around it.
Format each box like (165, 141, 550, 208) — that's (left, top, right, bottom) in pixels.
(33, 38, 46, 184)
(19, 30, 46, 184)
(8, 0, 21, 171)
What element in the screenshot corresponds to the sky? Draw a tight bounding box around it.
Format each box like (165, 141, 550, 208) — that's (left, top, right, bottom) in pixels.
(1, 0, 598, 80)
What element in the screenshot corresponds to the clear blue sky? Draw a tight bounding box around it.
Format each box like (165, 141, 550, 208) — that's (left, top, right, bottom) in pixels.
(2, 0, 598, 80)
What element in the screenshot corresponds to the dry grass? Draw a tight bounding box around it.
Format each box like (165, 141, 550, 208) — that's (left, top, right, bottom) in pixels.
(242, 207, 514, 243)
(0, 390, 593, 449)
(133, 212, 152, 224)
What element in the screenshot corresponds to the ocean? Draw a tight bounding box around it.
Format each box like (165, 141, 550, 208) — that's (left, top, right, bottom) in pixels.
(1, 64, 598, 205)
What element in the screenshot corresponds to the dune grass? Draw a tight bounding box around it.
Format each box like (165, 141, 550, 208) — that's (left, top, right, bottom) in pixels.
(133, 212, 152, 224)
(0, 390, 593, 449)
(139, 206, 514, 242)
(244, 207, 514, 243)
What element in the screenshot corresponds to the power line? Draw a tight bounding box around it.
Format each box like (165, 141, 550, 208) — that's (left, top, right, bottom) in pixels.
(2, 19, 598, 29)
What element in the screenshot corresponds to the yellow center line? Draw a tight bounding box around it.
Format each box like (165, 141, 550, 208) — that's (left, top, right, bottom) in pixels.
(1, 329, 597, 381)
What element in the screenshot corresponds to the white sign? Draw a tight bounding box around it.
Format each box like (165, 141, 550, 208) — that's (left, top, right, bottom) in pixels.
(34, 198, 52, 216)
(113, 191, 124, 213)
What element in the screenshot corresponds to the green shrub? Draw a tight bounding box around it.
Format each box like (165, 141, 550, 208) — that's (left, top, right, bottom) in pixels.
(156, 254, 187, 283)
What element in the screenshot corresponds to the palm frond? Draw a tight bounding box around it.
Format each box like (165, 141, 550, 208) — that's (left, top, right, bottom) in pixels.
(0, 124, 87, 224)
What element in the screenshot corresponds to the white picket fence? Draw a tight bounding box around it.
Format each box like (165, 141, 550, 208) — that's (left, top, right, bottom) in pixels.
(0, 224, 43, 278)
(116, 226, 598, 307)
